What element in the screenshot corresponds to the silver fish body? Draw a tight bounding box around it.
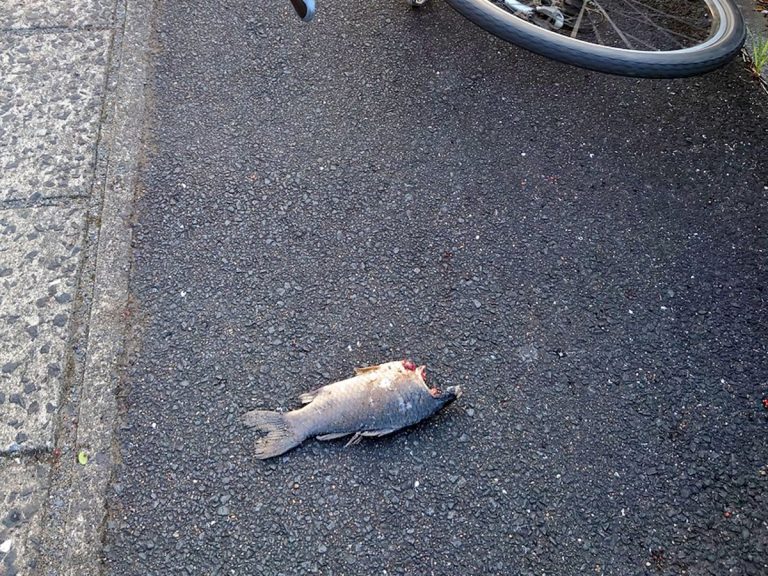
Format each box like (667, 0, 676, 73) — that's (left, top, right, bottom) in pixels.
(242, 360, 461, 459)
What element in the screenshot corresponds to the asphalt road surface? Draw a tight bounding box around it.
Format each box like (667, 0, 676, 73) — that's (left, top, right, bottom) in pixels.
(104, 0, 768, 574)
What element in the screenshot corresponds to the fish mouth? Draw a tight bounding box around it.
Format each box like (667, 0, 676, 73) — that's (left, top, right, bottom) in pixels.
(430, 384, 462, 400)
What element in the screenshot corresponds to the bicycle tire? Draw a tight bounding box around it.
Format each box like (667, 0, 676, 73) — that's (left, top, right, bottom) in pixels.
(443, 0, 746, 78)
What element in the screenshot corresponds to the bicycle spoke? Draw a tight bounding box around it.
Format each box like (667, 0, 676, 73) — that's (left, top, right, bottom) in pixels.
(619, 6, 689, 47)
(590, 0, 635, 48)
(623, 0, 710, 30)
(587, 10, 606, 44)
(614, 9, 707, 44)
(622, 28, 667, 49)
(570, 0, 590, 38)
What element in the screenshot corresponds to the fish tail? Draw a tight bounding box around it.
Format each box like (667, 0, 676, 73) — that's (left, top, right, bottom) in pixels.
(242, 409, 303, 459)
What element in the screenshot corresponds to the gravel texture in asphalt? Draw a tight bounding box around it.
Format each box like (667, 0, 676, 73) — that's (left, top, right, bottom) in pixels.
(105, 0, 768, 574)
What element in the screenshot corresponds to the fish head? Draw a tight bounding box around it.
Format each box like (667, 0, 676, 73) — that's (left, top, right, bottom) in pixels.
(401, 361, 461, 406)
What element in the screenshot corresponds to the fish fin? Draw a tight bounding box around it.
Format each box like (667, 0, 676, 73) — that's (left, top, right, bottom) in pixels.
(344, 432, 364, 447)
(298, 388, 322, 404)
(342, 428, 397, 447)
(316, 432, 352, 441)
(353, 364, 381, 375)
(242, 409, 302, 459)
(361, 428, 396, 438)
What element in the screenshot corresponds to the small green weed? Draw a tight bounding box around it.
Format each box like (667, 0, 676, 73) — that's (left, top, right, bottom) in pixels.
(749, 34, 768, 78)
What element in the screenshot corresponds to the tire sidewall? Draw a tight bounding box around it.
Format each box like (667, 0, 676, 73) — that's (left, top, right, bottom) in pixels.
(443, 0, 746, 77)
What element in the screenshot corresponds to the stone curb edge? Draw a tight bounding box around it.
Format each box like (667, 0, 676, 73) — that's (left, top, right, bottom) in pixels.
(36, 0, 154, 574)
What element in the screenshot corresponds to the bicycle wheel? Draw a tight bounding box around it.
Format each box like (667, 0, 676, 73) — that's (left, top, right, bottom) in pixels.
(443, 0, 745, 77)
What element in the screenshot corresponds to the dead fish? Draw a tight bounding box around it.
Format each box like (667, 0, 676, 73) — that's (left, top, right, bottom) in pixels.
(242, 360, 462, 459)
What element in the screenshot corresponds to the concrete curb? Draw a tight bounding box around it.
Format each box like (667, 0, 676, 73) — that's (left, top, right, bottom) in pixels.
(34, 0, 153, 573)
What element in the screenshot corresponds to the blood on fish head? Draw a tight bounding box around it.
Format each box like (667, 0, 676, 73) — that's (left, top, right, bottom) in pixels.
(402, 360, 427, 383)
